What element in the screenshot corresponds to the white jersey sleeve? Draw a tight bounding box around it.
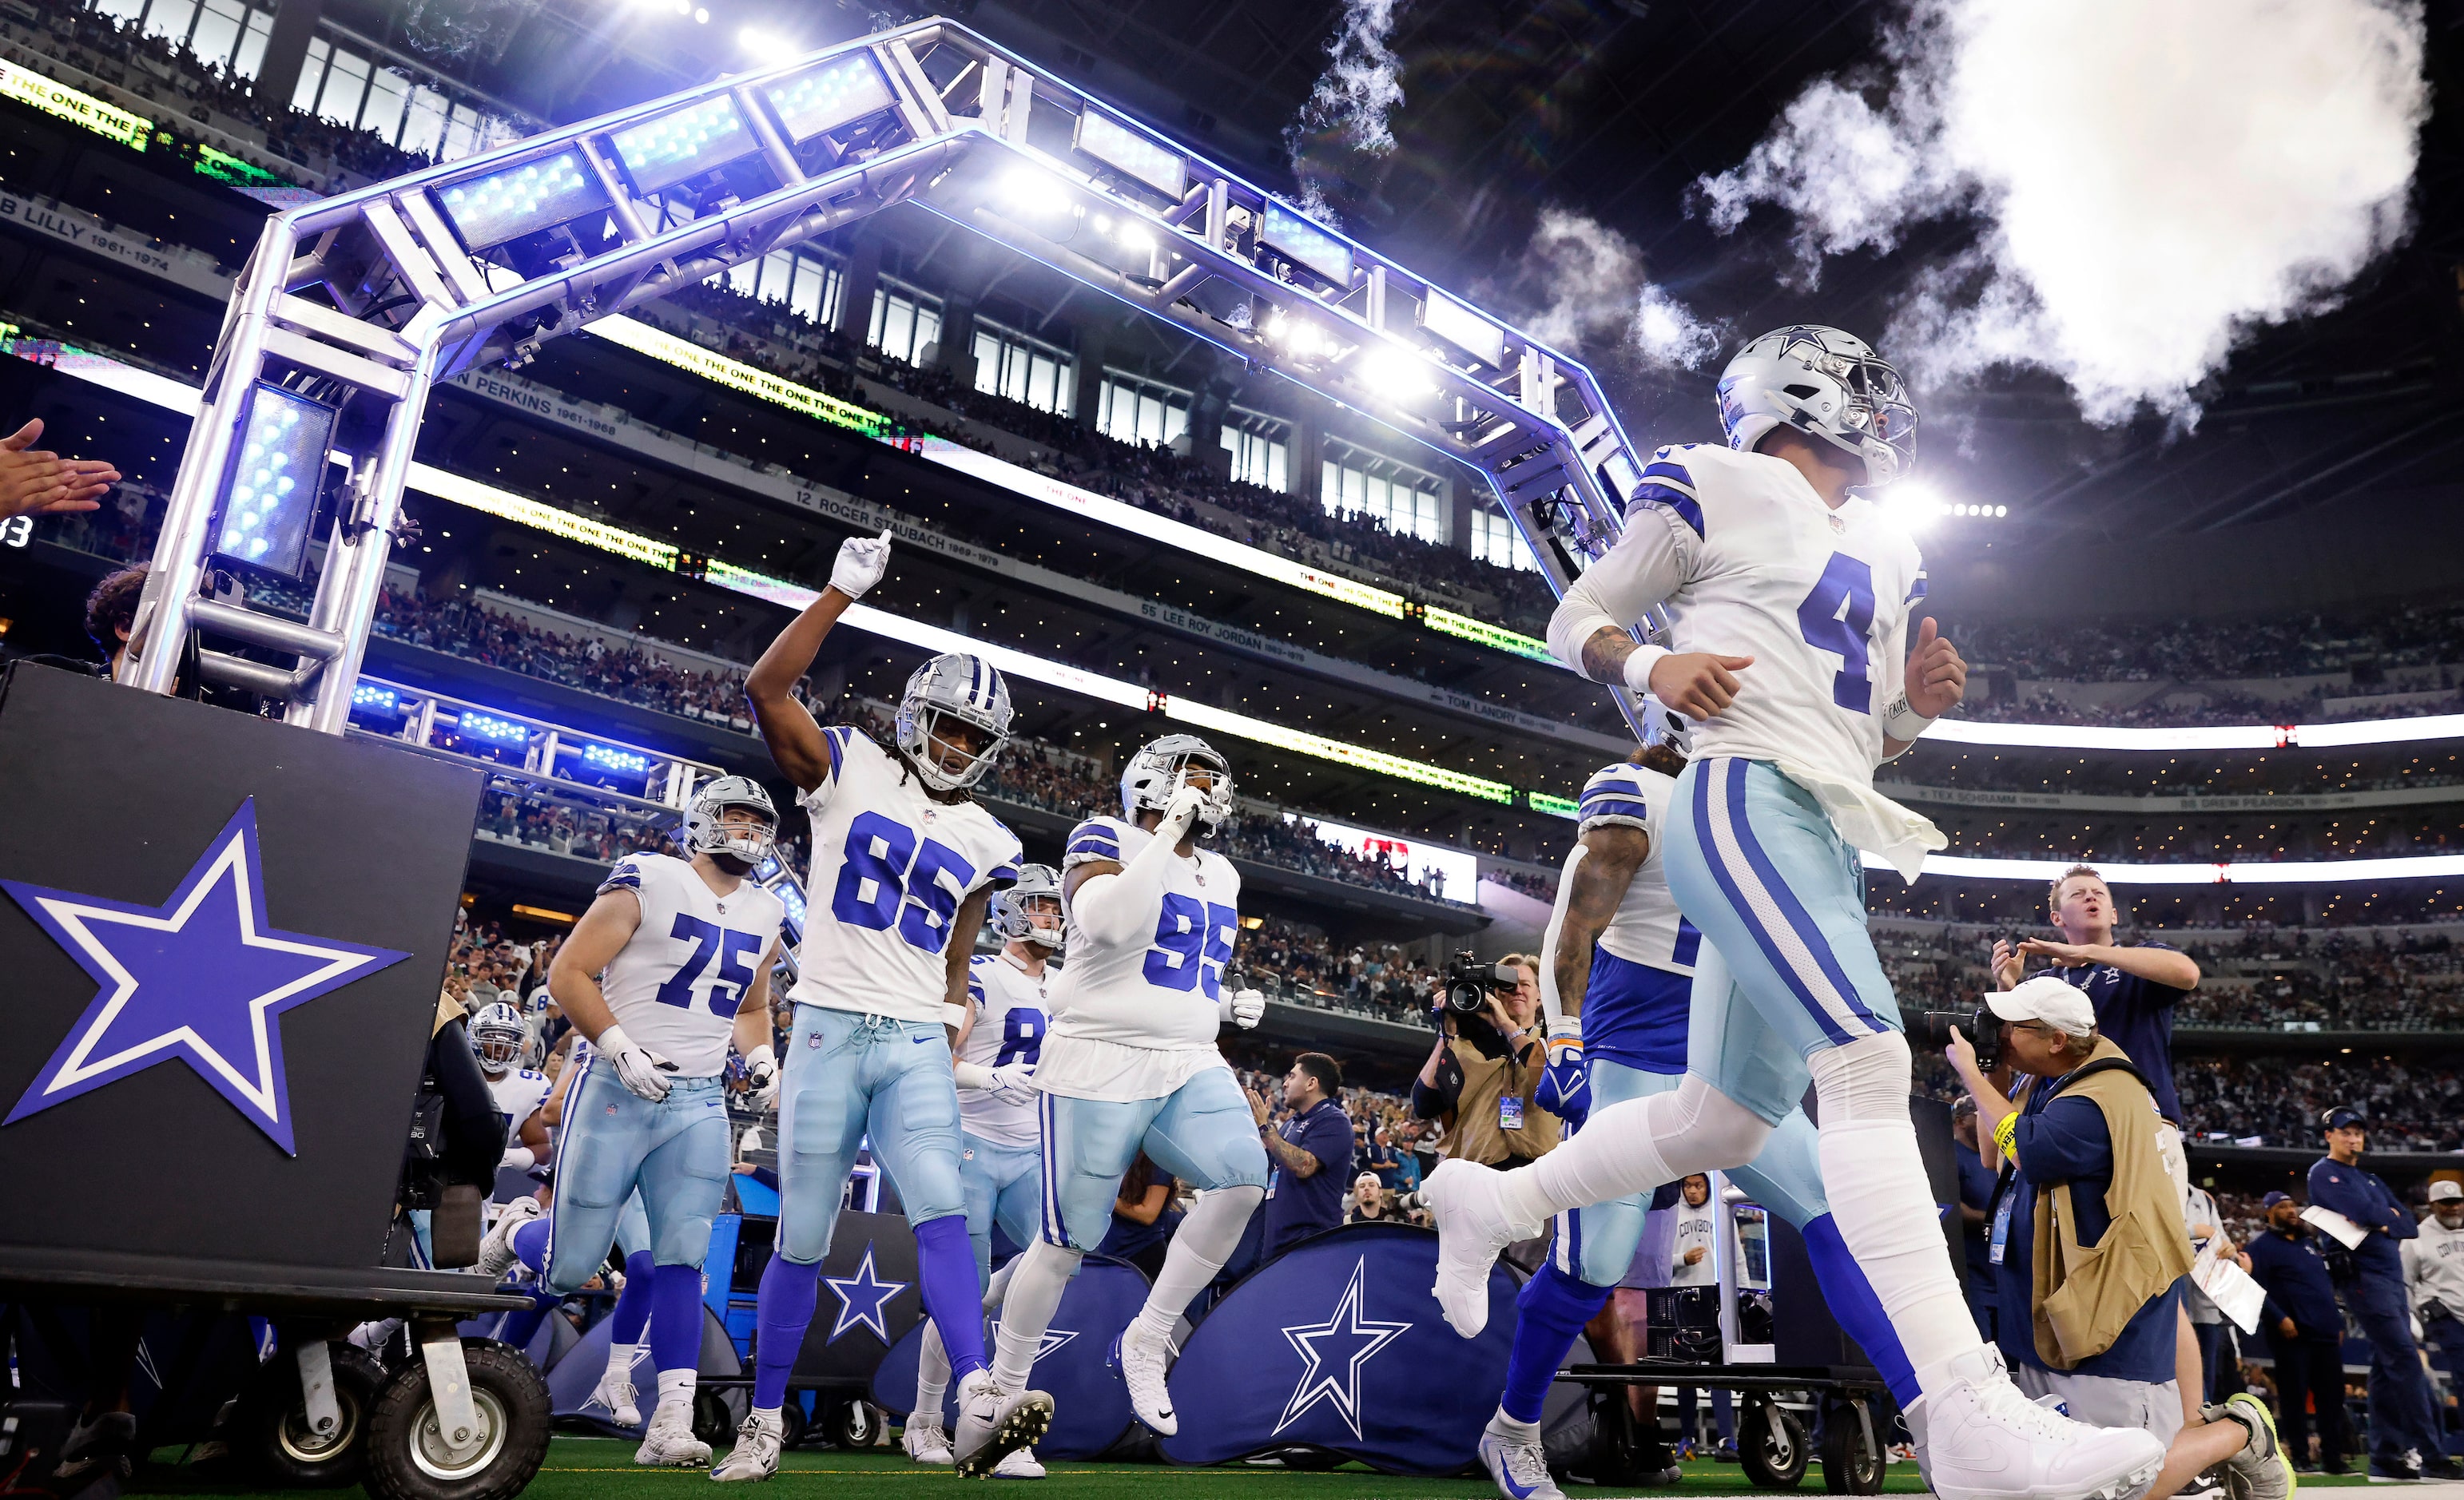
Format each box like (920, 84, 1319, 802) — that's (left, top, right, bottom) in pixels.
(957, 953, 1047, 1148)
(1576, 761, 1696, 972)
(486, 1067, 552, 1134)
(791, 734, 1024, 1023)
(1043, 815, 1241, 1055)
(595, 852, 786, 1076)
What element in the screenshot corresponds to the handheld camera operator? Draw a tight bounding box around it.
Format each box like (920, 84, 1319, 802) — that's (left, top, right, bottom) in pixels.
(1411, 953, 1557, 1170)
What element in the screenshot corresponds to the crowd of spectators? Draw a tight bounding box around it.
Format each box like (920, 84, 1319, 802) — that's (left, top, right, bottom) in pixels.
(1961, 608, 2464, 685)
(2173, 1056, 2464, 1152)
(1235, 916, 1445, 1022)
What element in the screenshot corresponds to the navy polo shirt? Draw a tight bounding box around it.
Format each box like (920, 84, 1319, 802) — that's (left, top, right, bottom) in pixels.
(2243, 1226, 2344, 1338)
(1262, 1097, 1354, 1256)
(1989, 1081, 2182, 1383)
(2307, 1156, 2416, 1280)
(2042, 947, 2191, 1125)
(1956, 1137, 1998, 1288)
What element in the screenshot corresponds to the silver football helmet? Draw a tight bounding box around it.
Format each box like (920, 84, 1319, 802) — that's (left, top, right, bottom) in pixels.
(1120, 733, 1234, 835)
(1715, 325, 1914, 486)
(995, 863, 1065, 950)
(895, 652, 1013, 792)
(1639, 693, 1696, 758)
(470, 1000, 527, 1075)
(682, 775, 777, 865)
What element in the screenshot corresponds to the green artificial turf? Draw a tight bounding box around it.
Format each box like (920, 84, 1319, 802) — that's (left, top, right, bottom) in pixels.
(129, 1435, 2387, 1499)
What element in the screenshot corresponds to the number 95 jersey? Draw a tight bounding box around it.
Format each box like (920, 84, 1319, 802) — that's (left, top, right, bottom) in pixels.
(1045, 815, 1241, 1054)
(598, 852, 786, 1077)
(793, 728, 1023, 1024)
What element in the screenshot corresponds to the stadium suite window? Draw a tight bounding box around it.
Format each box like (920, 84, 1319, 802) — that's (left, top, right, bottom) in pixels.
(869, 285, 942, 367)
(717, 250, 843, 327)
(1097, 372, 1189, 449)
(277, 26, 518, 161)
(1324, 446, 1446, 546)
(1470, 509, 1538, 571)
(93, 0, 272, 77)
(972, 321, 1075, 417)
(1221, 408, 1290, 490)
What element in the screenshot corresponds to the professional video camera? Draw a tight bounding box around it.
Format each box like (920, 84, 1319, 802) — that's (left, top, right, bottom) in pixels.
(1438, 950, 1520, 1018)
(1912, 1006, 2005, 1070)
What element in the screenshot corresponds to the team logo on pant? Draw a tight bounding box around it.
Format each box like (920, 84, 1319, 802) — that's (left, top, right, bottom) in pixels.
(2, 798, 408, 1153)
(1272, 1256, 1410, 1438)
(822, 1244, 911, 1342)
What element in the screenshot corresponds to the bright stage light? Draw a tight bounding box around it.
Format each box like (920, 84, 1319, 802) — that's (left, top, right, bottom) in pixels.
(213, 382, 333, 578)
(458, 711, 531, 746)
(1074, 110, 1186, 198)
(1878, 478, 1948, 532)
(1352, 342, 1437, 402)
(433, 149, 611, 252)
(1261, 201, 1353, 287)
(759, 53, 896, 143)
(610, 95, 757, 194)
(1418, 286, 1507, 370)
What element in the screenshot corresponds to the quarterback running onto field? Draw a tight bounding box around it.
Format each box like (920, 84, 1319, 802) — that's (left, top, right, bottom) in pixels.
(716, 530, 1049, 1482)
(477, 776, 786, 1467)
(1429, 325, 2168, 1500)
(983, 734, 1268, 1446)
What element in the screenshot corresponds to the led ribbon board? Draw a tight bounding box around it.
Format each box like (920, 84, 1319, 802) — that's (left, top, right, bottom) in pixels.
(0, 59, 151, 150)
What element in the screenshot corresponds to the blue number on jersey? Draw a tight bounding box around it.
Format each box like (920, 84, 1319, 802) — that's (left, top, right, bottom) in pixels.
(830, 810, 980, 955)
(1795, 551, 1878, 712)
(654, 915, 767, 1015)
(994, 1008, 1045, 1067)
(1143, 895, 1239, 999)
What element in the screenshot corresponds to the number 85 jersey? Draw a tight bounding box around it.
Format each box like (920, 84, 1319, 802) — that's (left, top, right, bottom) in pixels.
(598, 852, 786, 1077)
(793, 728, 1023, 1024)
(1045, 815, 1241, 1054)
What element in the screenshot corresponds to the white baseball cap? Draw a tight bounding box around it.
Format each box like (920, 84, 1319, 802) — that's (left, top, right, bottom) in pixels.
(1985, 975, 2098, 1039)
(2430, 1180, 2462, 1204)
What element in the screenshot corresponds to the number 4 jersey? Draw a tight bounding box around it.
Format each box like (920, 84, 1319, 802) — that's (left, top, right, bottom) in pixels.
(1038, 814, 1241, 1101)
(793, 728, 1023, 1025)
(597, 852, 787, 1076)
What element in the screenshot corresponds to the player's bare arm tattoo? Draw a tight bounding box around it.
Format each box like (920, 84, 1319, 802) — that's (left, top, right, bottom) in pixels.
(1578, 625, 1640, 686)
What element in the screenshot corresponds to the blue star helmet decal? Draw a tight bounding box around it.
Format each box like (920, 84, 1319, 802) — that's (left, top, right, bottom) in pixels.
(2, 797, 410, 1154)
(822, 1244, 911, 1343)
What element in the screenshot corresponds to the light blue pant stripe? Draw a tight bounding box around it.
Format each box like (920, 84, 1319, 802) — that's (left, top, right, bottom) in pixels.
(1715, 759, 1886, 1034)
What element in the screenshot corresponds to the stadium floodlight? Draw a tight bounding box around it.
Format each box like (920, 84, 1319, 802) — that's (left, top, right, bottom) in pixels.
(758, 53, 896, 144)
(582, 743, 652, 775)
(609, 96, 758, 195)
(432, 149, 612, 252)
(1417, 287, 1507, 370)
(351, 684, 399, 714)
(457, 710, 531, 746)
(1353, 343, 1437, 403)
(211, 382, 333, 578)
(1261, 201, 1353, 288)
(1074, 111, 1186, 198)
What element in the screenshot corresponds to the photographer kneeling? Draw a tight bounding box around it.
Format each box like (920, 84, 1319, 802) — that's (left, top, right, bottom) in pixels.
(1947, 978, 2290, 1500)
(1412, 953, 1559, 1170)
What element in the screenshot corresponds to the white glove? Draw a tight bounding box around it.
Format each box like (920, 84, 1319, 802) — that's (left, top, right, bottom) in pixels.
(1157, 784, 1208, 843)
(742, 1043, 778, 1113)
(600, 1023, 676, 1102)
(985, 1060, 1038, 1103)
(1220, 986, 1266, 1030)
(829, 528, 892, 600)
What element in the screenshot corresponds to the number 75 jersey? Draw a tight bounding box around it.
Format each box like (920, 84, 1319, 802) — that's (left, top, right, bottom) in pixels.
(793, 728, 1023, 1025)
(597, 852, 786, 1077)
(1047, 815, 1241, 1051)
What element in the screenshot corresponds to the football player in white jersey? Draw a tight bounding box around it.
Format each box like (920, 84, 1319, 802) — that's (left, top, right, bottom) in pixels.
(981, 734, 1268, 1447)
(476, 776, 787, 1467)
(472, 1000, 552, 1179)
(907, 864, 1059, 1475)
(534, 1035, 666, 1432)
(717, 530, 1049, 1482)
(1429, 326, 2165, 1500)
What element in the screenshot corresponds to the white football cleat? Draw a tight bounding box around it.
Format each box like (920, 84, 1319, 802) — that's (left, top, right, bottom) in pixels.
(1917, 1346, 2166, 1500)
(1111, 1321, 1178, 1435)
(476, 1197, 541, 1280)
(1479, 1411, 1564, 1500)
(992, 1446, 1045, 1479)
(1426, 1159, 1537, 1338)
(635, 1402, 710, 1467)
(952, 1370, 1053, 1478)
(904, 1416, 953, 1466)
(592, 1375, 642, 1430)
(708, 1408, 785, 1483)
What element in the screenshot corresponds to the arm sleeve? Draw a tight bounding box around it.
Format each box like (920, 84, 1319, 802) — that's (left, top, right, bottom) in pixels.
(1546, 502, 1697, 679)
(2009, 1097, 2112, 1186)
(1412, 1048, 1463, 1119)
(1070, 830, 1179, 949)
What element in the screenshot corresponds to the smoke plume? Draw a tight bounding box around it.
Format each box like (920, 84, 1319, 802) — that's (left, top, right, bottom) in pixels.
(1695, 0, 2427, 423)
(1508, 208, 1724, 371)
(1292, 0, 1410, 156)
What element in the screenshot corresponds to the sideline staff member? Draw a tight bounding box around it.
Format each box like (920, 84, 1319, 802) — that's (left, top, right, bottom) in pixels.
(2242, 1191, 2351, 1475)
(1249, 1053, 1353, 1256)
(2311, 1107, 2454, 1480)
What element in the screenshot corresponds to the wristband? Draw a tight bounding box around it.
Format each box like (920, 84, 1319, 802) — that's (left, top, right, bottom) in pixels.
(942, 1002, 969, 1030)
(953, 1060, 994, 1089)
(1882, 692, 1937, 744)
(1992, 1112, 2018, 1162)
(597, 1022, 636, 1056)
(1619, 643, 1671, 696)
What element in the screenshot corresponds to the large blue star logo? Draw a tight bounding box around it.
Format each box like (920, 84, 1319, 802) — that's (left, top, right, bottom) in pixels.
(821, 1244, 910, 1343)
(2, 798, 409, 1155)
(1273, 1256, 1411, 1438)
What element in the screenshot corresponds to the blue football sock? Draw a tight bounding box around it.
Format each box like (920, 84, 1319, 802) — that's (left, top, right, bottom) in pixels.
(753, 1255, 821, 1411)
(511, 1216, 552, 1275)
(913, 1215, 988, 1383)
(1501, 1261, 1612, 1424)
(1802, 1212, 1918, 1408)
(647, 1263, 704, 1376)
(610, 1251, 657, 1346)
